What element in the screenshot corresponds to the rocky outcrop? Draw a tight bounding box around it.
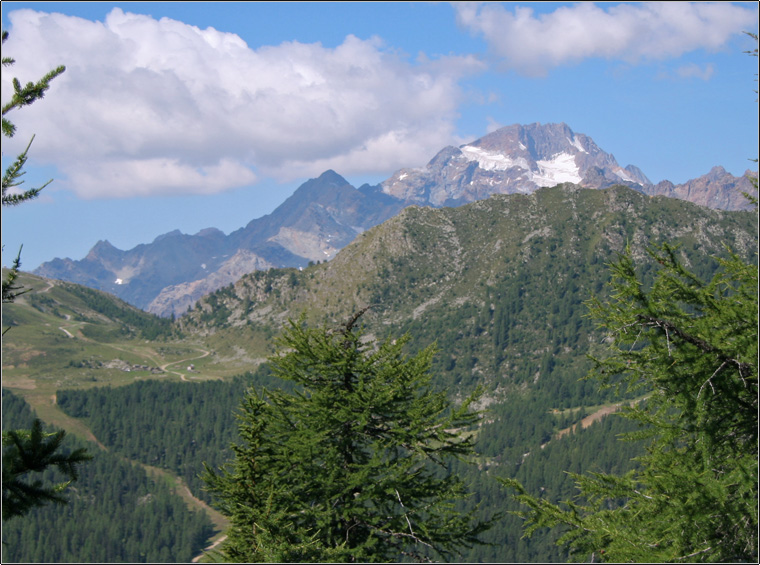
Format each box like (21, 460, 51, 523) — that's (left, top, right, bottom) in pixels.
(645, 166, 756, 211)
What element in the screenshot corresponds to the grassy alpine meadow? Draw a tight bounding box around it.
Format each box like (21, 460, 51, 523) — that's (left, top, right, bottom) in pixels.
(1, 270, 248, 440)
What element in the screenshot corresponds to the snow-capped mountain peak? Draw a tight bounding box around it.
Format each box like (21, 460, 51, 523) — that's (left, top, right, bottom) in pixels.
(380, 122, 650, 205)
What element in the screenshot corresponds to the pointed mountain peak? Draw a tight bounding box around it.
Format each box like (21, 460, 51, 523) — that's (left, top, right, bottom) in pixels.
(291, 171, 353, 201)
(705, 165, 728, 179)
(287, 170, 353, 201)
(314, 169, 350, 186)
(92, 239, 116, 251)
(85, 239, 121, 262)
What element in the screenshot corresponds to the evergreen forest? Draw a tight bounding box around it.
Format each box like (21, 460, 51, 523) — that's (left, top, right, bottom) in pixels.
(1, 389, 215, 563)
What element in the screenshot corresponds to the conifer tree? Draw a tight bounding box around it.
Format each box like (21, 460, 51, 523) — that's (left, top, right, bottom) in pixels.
(2, 420, 92, 521)
(203, 312, 493, 562)
(1, 30, 91, 522)
(501, 240, 757, 562)
(2, 29, 65, 306)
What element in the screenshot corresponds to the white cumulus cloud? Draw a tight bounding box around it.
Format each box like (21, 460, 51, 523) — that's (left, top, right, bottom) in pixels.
(454, 1, 757, 76)
(1, 8, 483, 199)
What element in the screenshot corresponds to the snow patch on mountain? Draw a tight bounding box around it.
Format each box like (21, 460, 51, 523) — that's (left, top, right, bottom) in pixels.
(568, 136, 587, 153)
(533, 152, 582, 186)
(460, 145, 529, 171)
(614, 169, 635, 183)
(460, 144, 582, 187)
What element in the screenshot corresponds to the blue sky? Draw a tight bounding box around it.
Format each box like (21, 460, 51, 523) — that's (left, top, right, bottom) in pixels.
(2, 2, 758, 271)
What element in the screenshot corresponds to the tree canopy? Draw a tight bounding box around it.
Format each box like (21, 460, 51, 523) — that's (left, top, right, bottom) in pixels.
(2, 420, 92, 521)
(203, 312, 493, 562)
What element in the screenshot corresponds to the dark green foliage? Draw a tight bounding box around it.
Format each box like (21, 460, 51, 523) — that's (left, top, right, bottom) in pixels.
(198, 291, 233, 328)
(180, 182, 753, 563)
(459, 413, 645, 563)
(1, 389, 215, 562)
(62, 283, 175, 339)
(2, 418, 92, 521)
(203, 316, 494, 562)
(502, 242, 758, 562)
(57, 375, 260, 503)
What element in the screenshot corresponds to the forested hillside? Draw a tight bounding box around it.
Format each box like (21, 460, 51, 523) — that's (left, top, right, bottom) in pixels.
(1, 389, 215, 563)
(43, 353, 648, 562)
(182, 184, 756, 406)
(55, 371, 296, 504)
(175, 184, 755, 560)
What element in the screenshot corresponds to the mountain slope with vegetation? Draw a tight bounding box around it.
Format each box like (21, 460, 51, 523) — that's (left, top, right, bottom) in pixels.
(177, 182, 757, 561)
(180, 183, 756, 400)
(1, 388, 216, 563)
(2, 271, 179, 390)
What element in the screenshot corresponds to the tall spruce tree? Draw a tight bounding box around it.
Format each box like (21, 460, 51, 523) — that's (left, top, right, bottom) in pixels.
(1, 30, 91, 521)
(203, 312, 493, 562)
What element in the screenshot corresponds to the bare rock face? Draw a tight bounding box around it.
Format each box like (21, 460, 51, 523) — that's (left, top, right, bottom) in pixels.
(645, 167, 756, 211)
(146, 249, 276, 318)
(381, 123, 651, 206)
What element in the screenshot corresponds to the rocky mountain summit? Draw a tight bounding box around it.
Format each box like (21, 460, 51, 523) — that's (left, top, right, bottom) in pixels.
(34, 123, 756, 317)
(643, 165, 756, 210)
(381, 123, 651, 206)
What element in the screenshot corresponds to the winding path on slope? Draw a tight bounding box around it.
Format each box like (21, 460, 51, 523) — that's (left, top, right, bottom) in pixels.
(159, 349, 212, 381)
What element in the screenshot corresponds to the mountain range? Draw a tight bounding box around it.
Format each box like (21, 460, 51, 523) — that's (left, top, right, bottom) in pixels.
(179, 182, 758, 338)
(34, 122, 757, 317)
